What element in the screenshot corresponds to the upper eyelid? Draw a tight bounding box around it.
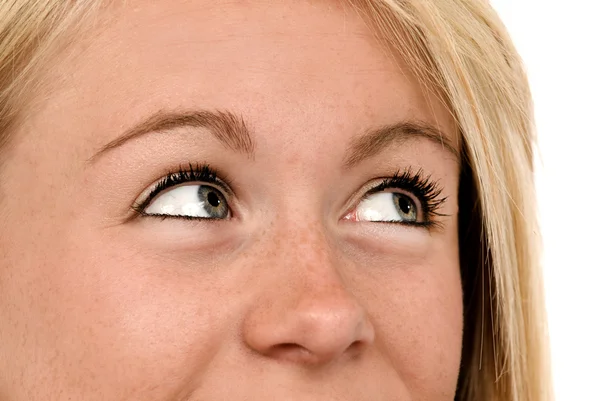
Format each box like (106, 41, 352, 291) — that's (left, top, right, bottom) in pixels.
(354, 173, 446, 214)
(134, 169, 232, 213)
(161, 165, 232, 193)
(362, 183, 426, 210)
(153, 172, 232, 196)
(344, 176, 420, 211)
(365, 173, 440, 195)
(363, 185, 422, 202)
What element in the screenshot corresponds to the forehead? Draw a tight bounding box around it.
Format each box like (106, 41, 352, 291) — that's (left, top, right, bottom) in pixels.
(30, 0, 457, 156)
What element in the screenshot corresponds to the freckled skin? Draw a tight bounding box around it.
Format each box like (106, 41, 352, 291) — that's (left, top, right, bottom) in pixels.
(0, 1, 463, 400)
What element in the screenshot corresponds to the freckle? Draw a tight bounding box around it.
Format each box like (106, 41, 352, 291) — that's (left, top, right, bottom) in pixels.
(284, 153, 301, 166)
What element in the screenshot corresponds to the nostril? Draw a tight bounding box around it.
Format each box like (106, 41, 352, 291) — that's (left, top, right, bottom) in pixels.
(278, 343, 302, 350)
(275, 343, 304, 353)
(267, 343, 314, 363)
(346, 339, 367, 359)
(266, 338, 368, 365)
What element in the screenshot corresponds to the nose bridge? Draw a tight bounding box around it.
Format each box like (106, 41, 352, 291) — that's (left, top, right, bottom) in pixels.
(266, 211, 349, 293)
(278, 216, 332, 273)
(280, 219, 354, 312)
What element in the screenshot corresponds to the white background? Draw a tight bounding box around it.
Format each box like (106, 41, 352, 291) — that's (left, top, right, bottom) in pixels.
(490, 1, 600, 399)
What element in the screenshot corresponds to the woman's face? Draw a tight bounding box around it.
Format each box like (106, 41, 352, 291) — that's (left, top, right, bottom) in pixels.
(0, 1, 463, 399)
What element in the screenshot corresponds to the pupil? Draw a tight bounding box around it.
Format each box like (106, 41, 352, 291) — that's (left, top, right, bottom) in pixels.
(398, 196, 412, 215)
(206, 191, 221, 207)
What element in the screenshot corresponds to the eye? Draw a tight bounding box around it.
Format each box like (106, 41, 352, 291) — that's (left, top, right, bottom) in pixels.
(132, 164, 232, 220)
(343, 169, 446, 228)
(144, 184, 229, 219)
(352, 192, 419, 223)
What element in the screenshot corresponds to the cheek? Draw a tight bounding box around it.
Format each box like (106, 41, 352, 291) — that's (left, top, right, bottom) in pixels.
(71, 246, 238, 395)
(360, 242, 463, 395)
(0, 219, 233, 398)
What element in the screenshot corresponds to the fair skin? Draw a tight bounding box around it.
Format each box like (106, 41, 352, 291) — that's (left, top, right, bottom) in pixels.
(0, 1, 463, 400)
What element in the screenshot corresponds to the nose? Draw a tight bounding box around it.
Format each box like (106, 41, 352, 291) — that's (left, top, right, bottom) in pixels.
(242, 228, 375, 366)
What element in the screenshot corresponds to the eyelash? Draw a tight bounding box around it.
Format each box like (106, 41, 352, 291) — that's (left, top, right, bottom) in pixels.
(131, 163, 225, 218)
(131, 164, 447, 227)
(364, 168, 447, 228)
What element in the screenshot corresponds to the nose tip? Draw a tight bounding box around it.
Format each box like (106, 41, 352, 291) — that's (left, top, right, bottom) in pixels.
(243, 284, 375, 366)
(283, 309, 375, 365)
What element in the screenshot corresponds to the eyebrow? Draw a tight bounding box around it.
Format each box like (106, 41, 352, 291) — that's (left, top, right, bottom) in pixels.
(343, 120, 460, 168)
(89, 109, 255, 163)
(90, 109, 458, 167)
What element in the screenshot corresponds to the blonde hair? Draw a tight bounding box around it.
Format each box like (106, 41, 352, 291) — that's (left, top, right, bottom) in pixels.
(0, 1, 552, 400)
(0, 1, 99, 152)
